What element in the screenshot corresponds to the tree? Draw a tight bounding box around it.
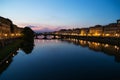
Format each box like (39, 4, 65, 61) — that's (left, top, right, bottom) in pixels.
(21, 27, 35, 54)
(22, 27, 35, 42)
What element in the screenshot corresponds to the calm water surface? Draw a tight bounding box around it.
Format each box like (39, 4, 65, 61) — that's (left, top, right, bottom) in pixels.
(0, 39, 120, 80)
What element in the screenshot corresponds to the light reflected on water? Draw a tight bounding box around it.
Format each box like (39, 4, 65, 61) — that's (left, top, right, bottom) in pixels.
(12, 54, 15, 57)
(0, 39, 120, 80)
(63, 38, 120, 62)
(5, 61, 9, 64)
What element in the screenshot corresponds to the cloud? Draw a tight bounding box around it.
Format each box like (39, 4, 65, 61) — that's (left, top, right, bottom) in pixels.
(17, 23, 71, 32)
(26, 25, 67, 33)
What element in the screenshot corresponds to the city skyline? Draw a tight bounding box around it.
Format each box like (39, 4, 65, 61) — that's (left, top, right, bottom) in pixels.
(0, 0, 120, 32)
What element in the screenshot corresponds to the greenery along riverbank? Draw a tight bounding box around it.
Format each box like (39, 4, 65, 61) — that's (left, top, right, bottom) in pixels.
(0, 27, 35, 63)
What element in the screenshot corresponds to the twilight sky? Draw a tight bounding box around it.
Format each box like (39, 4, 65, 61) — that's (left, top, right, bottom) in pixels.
(0, 0, 120, 32)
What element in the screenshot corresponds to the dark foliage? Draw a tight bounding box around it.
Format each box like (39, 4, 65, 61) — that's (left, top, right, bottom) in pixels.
(22, 27, 35, 41)
(21, 27, 35, 54)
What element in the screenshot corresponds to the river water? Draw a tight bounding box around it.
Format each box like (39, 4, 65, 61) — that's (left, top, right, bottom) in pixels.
(0, 39, 120, 80)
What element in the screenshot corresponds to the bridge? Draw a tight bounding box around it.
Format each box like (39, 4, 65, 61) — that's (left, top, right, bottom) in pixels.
(34, 32, 88, 39)
(35, 33, 60, 39)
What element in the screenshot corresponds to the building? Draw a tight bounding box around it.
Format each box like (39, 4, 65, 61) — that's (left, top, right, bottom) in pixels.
(89, 25, 103, 36)
(117, 19, 120, 36)
(54, 19, 120, 38)
(0, 16, 23, 39)
(103, 23, 118, 37)
(13, 25, 23, 36)
(71, 28, 81, 36)
(0, 18, 11, 39)
(65, 29, 73, 35)
(80, 28, 89, 36)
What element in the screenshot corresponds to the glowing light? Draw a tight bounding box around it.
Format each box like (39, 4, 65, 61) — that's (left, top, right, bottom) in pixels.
(105, 34, 110, 36)
(16, 33, 20, 36)
(93, 33, 101, 36)
(88, 41, 90, 44)
(115, 34, 118, 36)
(6, 61, 9, 64)
(105, 44, 109, 47)
(94, 42, 100, 46)
(115, 45, 118, 48)
(11, 34, 15, 36)
(88, 34, 91, 36)
(4, 34, 7, 37)
(13, 54, 15, 56)
(115, 45, 119, 50)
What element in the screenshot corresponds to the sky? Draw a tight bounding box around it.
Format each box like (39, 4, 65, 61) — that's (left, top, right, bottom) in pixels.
(0, 0, 120, 32)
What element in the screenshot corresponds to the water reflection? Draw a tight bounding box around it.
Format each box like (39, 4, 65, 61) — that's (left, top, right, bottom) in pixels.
(0, 39, 34, 76)
(20, 40, 34, 54)
(0, 50, 18, 75)
(62, 38, 120, 62)
(1, 39, 120, 80)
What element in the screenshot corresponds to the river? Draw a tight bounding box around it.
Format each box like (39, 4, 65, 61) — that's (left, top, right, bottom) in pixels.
(0, 39, 120, 80)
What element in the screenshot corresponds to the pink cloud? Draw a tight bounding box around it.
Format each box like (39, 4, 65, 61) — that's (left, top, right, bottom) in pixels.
(17, 23, 71, 32)
(30, 25, 62, 32)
